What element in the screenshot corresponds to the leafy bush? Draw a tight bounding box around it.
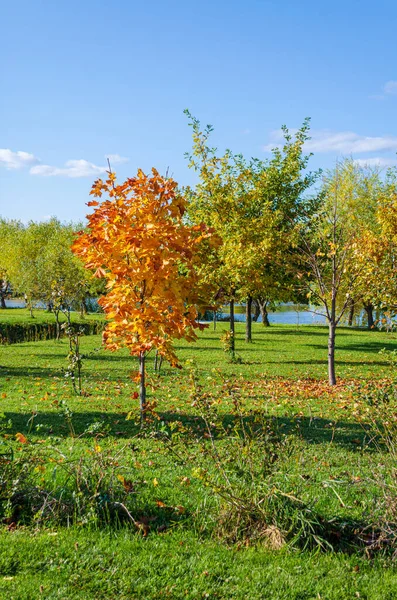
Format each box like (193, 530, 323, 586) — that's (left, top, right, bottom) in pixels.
(0, 319, 104, 345)
(154, 366, 335, 550)
(353, 365, 397, 553)
(0, 441, 141, 528)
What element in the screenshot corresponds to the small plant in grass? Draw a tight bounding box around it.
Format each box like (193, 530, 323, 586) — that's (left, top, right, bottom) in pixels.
(0, 413, 13, 464)
(0, 438, 143, 529)
(63, 324, 84, 396)
(379, 348, 397, 370)
(57, 400, 76, 437)
(354, 375, 397, 553)
(220, 330, 242, 363)
(174, 365, 332, 549)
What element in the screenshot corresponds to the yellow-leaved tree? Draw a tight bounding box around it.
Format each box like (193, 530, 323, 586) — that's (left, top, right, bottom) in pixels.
(73, 168, 213, 421)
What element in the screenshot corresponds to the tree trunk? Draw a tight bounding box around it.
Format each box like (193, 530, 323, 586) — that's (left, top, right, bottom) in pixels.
(139, 352, 147, 424)
(154, 350, 159, 371)
(80, 299, 88, 318)
(259, 299, 270, 326)
(229, 298, 235, 355)
(364, 303, 374, 329)
(154, 350, 163, 373)
(252, 300, 260, 322)
(213, 310, 217, 331)
(0, 280, 7, 309)
(55, 311, 61, 341)
(328, 321, 336, 386)
(245, 295, 252, 343)
(348, 301, 355, 327)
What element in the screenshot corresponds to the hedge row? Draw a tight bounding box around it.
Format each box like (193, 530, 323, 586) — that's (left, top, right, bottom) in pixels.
(0, 320, 105, 345)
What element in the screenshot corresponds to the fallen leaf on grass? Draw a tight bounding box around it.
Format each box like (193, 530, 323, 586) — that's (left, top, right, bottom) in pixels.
(117, 474, 135, 493)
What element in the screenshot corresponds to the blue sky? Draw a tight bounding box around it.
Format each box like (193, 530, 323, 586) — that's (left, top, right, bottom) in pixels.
(2, 0, 397, 223)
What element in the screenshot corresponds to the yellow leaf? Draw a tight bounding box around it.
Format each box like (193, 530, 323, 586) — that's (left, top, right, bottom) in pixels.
(153, 478, 159, 487)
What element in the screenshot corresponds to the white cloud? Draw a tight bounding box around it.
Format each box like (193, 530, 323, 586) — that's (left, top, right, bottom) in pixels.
(354, 157, 397, 168)
(263, 129, 397, 154)
(1, 149, 129, 178)
(106, 154, 129, 165)
(0, 149, 39, 170)
(384, 80, 397, 95)
(370, 80, 397, 100)
(30, 159, 107, 178)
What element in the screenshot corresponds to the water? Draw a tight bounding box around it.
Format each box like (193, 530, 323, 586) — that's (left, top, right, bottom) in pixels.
(5, 299, 377, 328)
(217, 309, 326, 326)
(4, 299, 45, 309)
(5, 298, 324, 324)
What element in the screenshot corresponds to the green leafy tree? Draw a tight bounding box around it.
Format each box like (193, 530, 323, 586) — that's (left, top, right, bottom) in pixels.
(185, 111, 318, 346)
(296, 159, 382, 384)
(5, 219, 102, 322)
(0, 219, 23, 308)
(349, 167, 397, 328)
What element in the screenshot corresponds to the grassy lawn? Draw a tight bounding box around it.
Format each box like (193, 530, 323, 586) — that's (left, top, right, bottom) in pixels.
(1, 321, 397, 598)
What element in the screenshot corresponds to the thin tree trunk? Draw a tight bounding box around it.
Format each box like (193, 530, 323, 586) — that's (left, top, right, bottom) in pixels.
(55, 311, 61, 341)
(348, 301, 355, 327)
(139, 352, 146, 424)
(364, 303, 374, 329)
(153, 350, 163, 373)
(213, 310, 217, 331)
(245, 295, 252, 343)
(0, 280, 7, 309)
(154, 350, 159, 371)
(229, 298, 235, 355)
(79, 298, 88, 318)
(328, 321, 336, 386)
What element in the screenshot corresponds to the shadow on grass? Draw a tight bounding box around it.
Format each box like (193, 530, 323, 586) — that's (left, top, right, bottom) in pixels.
(3, 409, 376, 452)
(0, 364, 136, 380)
(262, 358, 392, 367)
(309, 341, 397, 354)
(248, 329, 349, 337)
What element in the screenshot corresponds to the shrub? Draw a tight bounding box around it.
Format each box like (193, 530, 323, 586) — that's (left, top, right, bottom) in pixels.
(0, 319, 104, 345)
(155, 366, 334, 550)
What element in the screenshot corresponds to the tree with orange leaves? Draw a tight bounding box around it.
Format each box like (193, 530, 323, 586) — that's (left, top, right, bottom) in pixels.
(72, 168, 213, 421)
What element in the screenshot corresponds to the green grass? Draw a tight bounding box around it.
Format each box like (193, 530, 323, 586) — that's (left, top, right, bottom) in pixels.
(1, 321, 397, 598)
(2, 529, 397, 600)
